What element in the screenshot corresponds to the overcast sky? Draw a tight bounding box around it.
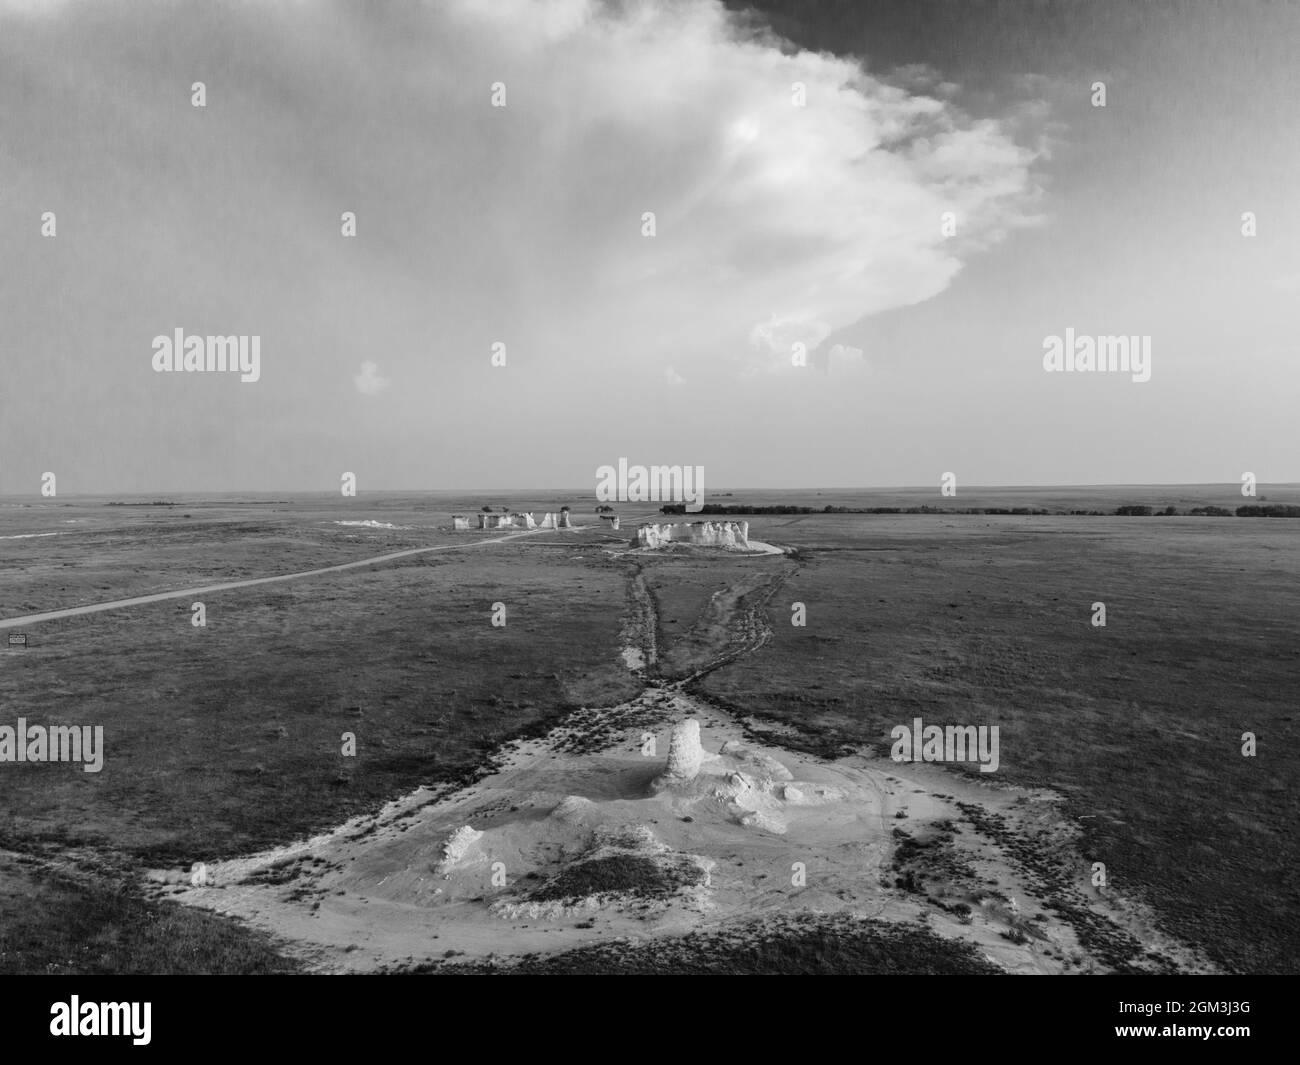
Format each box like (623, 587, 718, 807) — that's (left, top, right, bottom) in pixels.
(1, 0, 1296, 493)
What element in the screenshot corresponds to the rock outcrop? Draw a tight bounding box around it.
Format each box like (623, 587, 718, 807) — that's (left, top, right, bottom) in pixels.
(634, 521, 749, 550)
(472, 510, 571, 530)
(452, 515, 470, 530)
(434, 825, 483, 876)
(644, 723, 846, 835)
(657, 719, 705, 785)
(719, 740, 793, 781)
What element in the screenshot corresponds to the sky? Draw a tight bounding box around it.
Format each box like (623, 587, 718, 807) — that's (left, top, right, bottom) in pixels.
(1, 0, 1296, 493)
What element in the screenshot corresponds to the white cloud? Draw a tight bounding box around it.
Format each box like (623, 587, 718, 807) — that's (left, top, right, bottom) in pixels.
(2, 0, 1050, 409)
(353, 361, 390, 396)
(413, 0, 1043, 378)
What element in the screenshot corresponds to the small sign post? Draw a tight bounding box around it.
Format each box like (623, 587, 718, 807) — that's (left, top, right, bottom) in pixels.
(7, 633, 28, 648)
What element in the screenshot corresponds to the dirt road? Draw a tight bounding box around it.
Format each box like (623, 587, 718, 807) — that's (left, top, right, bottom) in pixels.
(0, 527, 557, 630)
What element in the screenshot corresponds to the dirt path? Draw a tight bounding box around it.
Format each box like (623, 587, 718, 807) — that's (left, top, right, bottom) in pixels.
(620, 567, 659, 672)
(658, 570, 793, 682)
(0, 527, 566, 629)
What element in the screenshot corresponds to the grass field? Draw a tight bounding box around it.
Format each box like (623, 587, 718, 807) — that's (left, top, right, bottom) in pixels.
(403, 913, 1004, 975)
(1, 501, 641, 972)
(699, 513, 1300, 974)
(1, 490, 1296, 973)
(0, 851, 300, 975)
(1, 546, 638, 862)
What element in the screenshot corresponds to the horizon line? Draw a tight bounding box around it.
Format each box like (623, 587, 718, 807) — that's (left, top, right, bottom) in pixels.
(2, 481, 1296, 499)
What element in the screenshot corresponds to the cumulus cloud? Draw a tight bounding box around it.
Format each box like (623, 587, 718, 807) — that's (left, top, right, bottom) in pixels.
(332, 0, 1044, 380)
(2, 0, 1049, 407)
(422, 0, 1045, 377)
(353, 361, 390, 396)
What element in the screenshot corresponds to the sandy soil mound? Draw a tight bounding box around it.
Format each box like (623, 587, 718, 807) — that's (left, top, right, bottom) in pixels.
(149, 693, 1215, 974)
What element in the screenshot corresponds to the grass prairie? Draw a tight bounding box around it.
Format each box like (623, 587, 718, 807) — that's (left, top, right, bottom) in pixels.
(0, 547, 637, 863)
(0, 850, 300, 975)
(402, 913, 1003, 975)
(1, 492, 1296, 973)
(700, 513, 1300, 974)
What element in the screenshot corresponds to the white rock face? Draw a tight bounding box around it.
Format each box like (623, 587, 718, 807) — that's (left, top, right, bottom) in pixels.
(538, 512, 557, 528)
(558, 510, 573, 528)
(662, 719, 704, 782)
(434, 825, 483, 876)
(452, 515, 470, 530)
(634, 521, 750, 550)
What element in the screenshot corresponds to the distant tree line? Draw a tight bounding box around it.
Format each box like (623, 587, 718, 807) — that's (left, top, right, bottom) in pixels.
(1234, 504, 1300, 517)
(656, 502, 1300, 518)
(1119, 504, 1300, 517)
(658, 503, 1050, 516)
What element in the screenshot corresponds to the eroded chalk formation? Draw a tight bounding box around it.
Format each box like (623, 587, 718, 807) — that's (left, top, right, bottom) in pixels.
(634, 521, 749, 550)
(656, 719, 705, 785)
(434, 825, 483, 876)
(474, 511, 571, 530)
(649, 726, 846, 834)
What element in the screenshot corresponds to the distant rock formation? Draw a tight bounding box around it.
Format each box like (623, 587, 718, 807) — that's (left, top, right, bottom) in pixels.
(600, 514, 621, 530)
(452, 515, 470, 530)
(634, 521, 749, 550)
(474, 510, 572, 530)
